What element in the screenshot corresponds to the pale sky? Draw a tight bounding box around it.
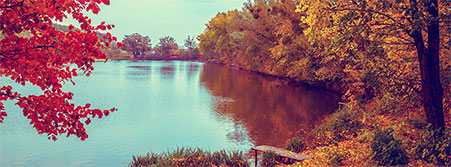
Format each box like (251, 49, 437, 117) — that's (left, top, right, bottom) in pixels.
(62, 0, 247, 47)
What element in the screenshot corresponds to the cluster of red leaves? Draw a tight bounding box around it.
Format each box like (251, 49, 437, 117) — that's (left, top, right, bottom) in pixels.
(0, 0, 121, 140)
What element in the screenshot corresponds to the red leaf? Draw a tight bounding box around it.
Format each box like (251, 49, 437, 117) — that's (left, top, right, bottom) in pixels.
(93, 7, 100, 14)
(85, 118, 91, 125)
(80, 23, 87, 30)
(102, 0, 110, 5)
(99, 25, 106, 31)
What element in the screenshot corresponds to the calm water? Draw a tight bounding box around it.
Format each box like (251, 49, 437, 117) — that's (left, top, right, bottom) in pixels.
(0, 61, 339, 166)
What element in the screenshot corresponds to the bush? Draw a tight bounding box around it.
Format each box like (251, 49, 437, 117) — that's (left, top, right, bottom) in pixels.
(414, 127, 451, 166)
(326, 152, 345, 166)
(370, 128, 409, 166)
(261, 151, 279, 167)
(129, 147, 249, 167)
(406, 118, 428, 130)
(285, 137, 306, 153)
(314, 108, 362, 144)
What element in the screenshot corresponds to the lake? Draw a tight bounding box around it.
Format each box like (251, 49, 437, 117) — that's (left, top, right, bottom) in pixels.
(0, 61, 339, 166)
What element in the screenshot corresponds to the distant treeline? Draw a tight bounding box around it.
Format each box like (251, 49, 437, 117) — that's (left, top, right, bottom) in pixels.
(53, 24, 201, 60)
(105, 33, 201, 60)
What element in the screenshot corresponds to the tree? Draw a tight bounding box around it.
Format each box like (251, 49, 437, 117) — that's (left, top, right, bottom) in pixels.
(184, 35, 198, 57)
(409, 0, 445, 129)
(157, 36, 178, 57)
(297, 0, 450, 129)
(122, 33, 151, 59)
(0, 0, 119, 140)
(198, 0, 308, 73)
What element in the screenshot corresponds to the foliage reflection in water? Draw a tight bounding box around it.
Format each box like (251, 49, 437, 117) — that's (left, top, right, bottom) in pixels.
(200, 63, 340, 147)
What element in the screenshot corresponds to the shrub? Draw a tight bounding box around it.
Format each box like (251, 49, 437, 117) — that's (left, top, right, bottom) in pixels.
(314, 108, 362, 144)
(285, 137, 306, 153)
(414, 127, 451, 166)
(261, 151, 279, 167)
(370, 128, 409, 166)
(406, 118, 428, 130)
(326, 152, 345, 166)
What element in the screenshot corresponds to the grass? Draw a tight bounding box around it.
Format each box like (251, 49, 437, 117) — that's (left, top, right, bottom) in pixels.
(129, 147, 249, 167)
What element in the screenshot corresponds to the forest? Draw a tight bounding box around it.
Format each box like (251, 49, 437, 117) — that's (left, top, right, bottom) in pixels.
(197, 0, 450, 166)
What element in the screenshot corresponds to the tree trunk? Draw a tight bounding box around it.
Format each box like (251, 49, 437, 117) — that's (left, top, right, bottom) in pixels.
(411, 0, 444, 129)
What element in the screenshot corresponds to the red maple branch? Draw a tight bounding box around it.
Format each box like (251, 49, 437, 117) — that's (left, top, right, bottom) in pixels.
(0, 1, 23, 9)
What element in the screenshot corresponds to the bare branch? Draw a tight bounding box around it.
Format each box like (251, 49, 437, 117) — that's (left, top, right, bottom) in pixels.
(0, 1, 23, 9)
(1, 43, 56, 55)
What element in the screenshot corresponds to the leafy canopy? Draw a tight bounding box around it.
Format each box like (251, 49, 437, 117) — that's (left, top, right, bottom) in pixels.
(0, 0, 121, 140)
(122, 33, 152, 57)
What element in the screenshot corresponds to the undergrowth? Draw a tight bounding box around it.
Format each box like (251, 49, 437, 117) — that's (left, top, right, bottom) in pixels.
(129, 147, 249, 167)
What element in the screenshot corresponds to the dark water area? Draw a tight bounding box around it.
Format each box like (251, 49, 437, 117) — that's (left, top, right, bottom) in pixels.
(0, 61, 339, 166)
(200, 63, 340, 147)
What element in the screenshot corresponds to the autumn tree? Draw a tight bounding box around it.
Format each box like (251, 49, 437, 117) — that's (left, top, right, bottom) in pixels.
(199, 0, 307, 73)
(296, 0, 450, 129)
(0, 0, 119, 140)
(122, 33, 151, 59)
(156, 36, 178, 57)
(198, 11, 237, 61)
(184, 35, 198, 57)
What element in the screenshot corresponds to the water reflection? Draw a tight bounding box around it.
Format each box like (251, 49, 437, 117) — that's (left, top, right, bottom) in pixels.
(127, 65, 151, 79)
(187, 63, 200, 79)
(128, 65, 151, 70)
(200, 63, 340, 147)
(160, 64, 175, 79)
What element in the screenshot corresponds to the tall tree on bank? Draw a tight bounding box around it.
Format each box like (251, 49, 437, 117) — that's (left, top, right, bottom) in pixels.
(0, 0, 119, 140)
(297, 0, 450, 129)
(157, 36, 178, 57)
(411, 0, 444, 129)
(122, 33, 151, 59)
